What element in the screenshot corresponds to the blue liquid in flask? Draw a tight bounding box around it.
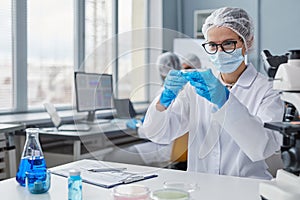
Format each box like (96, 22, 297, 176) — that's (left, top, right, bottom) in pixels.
(16, 128, 47, 186)
(16, 156, 47, 186)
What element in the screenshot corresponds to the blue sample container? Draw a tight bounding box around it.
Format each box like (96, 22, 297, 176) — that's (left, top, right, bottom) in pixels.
(26, 169, 51, 194)
(68, 170, 82, 200)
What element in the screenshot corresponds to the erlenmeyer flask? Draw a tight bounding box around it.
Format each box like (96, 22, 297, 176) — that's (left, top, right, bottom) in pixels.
(16, 128, 47, 186)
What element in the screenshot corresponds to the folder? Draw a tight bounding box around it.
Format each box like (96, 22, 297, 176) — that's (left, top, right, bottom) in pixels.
(51, 159, 158, 188)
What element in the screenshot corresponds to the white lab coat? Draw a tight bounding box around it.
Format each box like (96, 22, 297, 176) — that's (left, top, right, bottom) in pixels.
(140, 63, 284, 179)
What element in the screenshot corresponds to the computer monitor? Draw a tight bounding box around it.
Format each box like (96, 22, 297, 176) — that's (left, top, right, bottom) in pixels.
(74, 72, 113, 122)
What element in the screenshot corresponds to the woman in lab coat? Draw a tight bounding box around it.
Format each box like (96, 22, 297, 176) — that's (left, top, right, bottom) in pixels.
(139, 7, 284, 179)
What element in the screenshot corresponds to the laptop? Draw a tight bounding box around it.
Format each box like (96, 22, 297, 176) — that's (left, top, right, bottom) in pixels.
(113, 98, 146, 119)
(44, 103, 91, 131)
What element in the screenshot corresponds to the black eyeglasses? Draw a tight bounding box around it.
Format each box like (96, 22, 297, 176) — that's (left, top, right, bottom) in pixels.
(202, 40, 238, 55)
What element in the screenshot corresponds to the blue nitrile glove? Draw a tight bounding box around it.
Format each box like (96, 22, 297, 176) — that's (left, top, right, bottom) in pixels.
(126, 118, 142, 129)
(183, 69, 229, 109)
(160, 70, 188, 108)
(140, 116, 145, 123)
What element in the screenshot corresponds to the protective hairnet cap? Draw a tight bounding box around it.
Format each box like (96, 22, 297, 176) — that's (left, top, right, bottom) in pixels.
(202, 7, 254, 50)
(182, 54, 202, 69)
(157, 52, 181, 77)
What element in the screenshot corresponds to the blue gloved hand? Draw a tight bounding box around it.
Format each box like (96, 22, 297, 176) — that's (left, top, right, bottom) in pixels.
(183, 69, 229, 109)
(126, 118, 142, 130)
(159, 70, 188, 108)
(140, 116, 145, 123)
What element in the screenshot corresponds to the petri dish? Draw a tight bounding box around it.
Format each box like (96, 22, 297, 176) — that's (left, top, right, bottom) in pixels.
(163, 181, 200, 193)
(151, 188, 190, 200)
(113, 184, 150, 200)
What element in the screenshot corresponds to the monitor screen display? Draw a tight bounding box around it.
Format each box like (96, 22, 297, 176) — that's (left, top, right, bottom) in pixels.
(75, 72, 113, 113)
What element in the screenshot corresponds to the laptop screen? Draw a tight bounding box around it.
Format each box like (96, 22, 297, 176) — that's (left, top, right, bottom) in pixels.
(113, 98, 137, 119)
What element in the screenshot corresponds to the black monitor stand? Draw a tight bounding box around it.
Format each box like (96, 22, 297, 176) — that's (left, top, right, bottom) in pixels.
(86, 111, 96, 122)
(85, 110, 110, 124)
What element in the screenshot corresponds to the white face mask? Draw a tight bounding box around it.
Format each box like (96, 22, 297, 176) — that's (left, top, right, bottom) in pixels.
(209, 48, 244, 73)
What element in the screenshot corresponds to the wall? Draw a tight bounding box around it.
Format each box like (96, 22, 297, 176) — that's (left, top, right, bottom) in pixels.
(162, 0, 183, 51)
(260, 0, 300, 56)
(182, 0, 258, 38)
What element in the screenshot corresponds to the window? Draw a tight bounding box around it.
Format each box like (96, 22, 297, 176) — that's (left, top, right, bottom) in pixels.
(27, 0, 74, 109)
(1, 0, 154, 114)
(84, 0, 148, 102)
(117, 0, 147, 101)
(85, 0, 113, 74)
(0, 1, 13, 111)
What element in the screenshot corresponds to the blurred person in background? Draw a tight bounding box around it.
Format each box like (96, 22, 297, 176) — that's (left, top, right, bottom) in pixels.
(104, 52, 201, 168)
(181, 53, 202, 70)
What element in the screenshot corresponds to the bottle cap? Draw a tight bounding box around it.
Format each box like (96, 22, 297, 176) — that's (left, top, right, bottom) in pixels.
(26, 128, 40, 133)
(69, 169, 81, 176)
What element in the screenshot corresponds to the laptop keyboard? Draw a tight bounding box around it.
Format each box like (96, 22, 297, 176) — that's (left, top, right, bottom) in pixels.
(58, 124, 91, 131)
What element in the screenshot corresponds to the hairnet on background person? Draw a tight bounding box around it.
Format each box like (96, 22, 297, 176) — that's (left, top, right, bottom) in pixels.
(157, 52, 181, 77)
(182, 53, 202, 69)
(202, 7, 254, 50)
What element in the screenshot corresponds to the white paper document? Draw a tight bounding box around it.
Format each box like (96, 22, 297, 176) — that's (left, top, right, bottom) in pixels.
(51, 159, 158, 188)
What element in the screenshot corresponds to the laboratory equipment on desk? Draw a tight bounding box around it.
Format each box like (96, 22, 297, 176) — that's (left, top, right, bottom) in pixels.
(113, 185, 150, 200)
(68, 169, 82, 200)
(16, 128, 47, 186)
(259, 49, 300, 200)
(151, 188, 190, 200)
(26, 169, 51, 194)
(260, 49, 288, 79)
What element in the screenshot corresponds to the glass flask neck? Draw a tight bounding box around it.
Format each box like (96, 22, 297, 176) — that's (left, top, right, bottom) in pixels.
(26, 128, 39, 140)
(22, 128, 44, 158)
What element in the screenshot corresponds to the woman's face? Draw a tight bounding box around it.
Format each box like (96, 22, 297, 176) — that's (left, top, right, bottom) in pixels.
(206, 26, 246, 55)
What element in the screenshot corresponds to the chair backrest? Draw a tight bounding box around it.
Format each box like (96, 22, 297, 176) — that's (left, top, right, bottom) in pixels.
(170, 133, 189, 162)
(44, 103, 62, 128)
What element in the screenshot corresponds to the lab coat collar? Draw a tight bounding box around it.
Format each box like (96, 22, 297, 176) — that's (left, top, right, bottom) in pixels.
(234, 63, 258, 88)
(218, 63, 258, 89)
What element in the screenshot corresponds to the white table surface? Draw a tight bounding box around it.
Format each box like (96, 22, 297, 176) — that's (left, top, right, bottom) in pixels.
(0, 123, 25, 133)
(0, 159, 266, 200)
(15, 119, 144, 162)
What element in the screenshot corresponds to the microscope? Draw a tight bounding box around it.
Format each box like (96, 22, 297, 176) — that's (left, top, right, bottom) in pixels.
(259, 50, 300, 200)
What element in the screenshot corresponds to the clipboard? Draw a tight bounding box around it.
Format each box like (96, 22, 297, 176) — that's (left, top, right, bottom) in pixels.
(51, 159, 158, 188)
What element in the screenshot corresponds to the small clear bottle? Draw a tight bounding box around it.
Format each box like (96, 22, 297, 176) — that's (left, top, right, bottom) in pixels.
(68, 169, 82, 200)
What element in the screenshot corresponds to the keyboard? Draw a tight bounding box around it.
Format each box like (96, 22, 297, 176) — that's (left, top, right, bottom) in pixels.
(82, 119, 111, 125)
(96, 119, 110, 123)
(58, 124, 91, 131)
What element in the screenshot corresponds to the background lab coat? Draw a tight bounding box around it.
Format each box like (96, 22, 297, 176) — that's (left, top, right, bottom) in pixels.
(135, 88, 174, 165)
(140, 63, 284, 179)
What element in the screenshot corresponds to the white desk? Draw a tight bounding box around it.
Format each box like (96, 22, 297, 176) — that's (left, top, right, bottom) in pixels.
(0, 104, 148, 126)
(0, 123, 25, 179)
(0, 159, 265, 200)
(15, 120, 147, 167)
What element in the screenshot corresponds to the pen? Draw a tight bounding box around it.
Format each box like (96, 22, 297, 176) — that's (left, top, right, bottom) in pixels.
(88, 167, 127, 172)
(122, 175, 144, 184)
(121, 174, 158, 184)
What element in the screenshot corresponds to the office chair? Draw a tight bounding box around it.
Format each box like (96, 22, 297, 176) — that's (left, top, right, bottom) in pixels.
(168, 133, 189, 170)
